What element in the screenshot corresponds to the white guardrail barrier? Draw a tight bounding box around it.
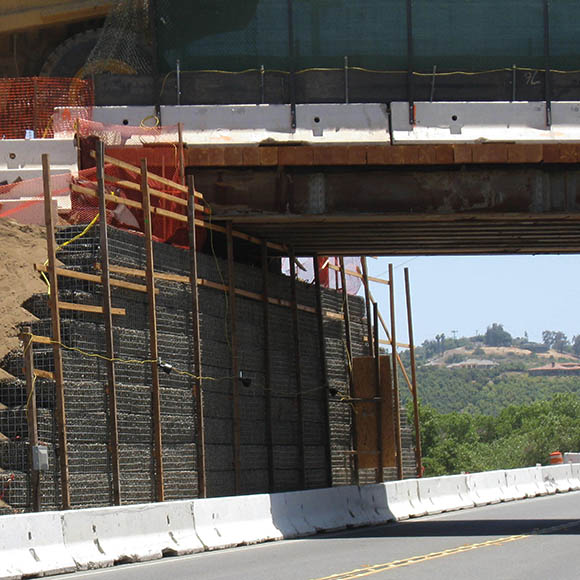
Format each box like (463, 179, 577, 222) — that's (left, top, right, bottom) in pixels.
(1, 464, 579, 579)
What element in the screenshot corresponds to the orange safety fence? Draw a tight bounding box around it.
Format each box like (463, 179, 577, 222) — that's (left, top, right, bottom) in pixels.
(0, 77, 93, 140)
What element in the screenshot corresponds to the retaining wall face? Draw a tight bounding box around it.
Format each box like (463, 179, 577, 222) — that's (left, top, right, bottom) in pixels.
(0, 226, 371, 509)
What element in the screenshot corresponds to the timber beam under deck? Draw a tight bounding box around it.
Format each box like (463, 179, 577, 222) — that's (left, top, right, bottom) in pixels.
(179, 143, 580, 256)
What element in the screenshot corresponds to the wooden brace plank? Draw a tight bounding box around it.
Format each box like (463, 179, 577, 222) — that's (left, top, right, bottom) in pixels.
(58, 302, 126, 316)
(35, 263, 155, 294)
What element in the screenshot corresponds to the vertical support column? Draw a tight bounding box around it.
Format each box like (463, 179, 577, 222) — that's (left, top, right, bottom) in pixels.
(406, 0, 415, 126)
(287, 0, 297, 130)
(313, 256, 332, 487)
(361, 257, 375, 358)
(96, 141, 121, 505)
(261, 243, 275, 492)
(388, 264, 403, 480)
(372, 305, 384, 484)
(21, 327, 41, 511)
(289, 249, 306, 488)
(543, 0, 552, 128)
(141, 159, 165, 502)
(42, 154, 70, 510)
(187, 175, 206, 498)
(178, 123, 186, 186)
(404, 268, 423, 478)
(339, 257, 358, 484)
(226, 223, 241, 495)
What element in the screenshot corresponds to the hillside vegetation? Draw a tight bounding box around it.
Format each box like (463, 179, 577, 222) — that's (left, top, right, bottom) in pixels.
(403, 325, 580, 476)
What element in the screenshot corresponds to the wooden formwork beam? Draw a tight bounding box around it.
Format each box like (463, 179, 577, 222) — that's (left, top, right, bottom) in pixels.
(261, 243, 275, 492)
(227, 223, 242, 495)
(313, 256, 333, 487)
(289, 248, 306, 489)
(141, 159, 165, 502)
(21, 327, 41, 511)
(96, 141, 122, 505)
(388, 264, 404, 480)
(187, 175, 207, 498)
(339, 257, 358, 484)
(405, 268, 423, 478)
(42, 154, 71, 510)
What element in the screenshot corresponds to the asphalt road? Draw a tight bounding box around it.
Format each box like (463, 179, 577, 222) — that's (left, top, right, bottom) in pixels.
(59, 491, 580, 580)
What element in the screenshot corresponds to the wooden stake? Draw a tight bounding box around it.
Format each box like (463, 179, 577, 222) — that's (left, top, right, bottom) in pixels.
(96, 141, 121, 505)
(339, 257, 358, 484)
(42, 154, 70, 510)
(404, 268, 423, 478)
(361, 257, 375, 357)
(289, 248, 306, 489)
(373, 304, 384, 483)
(227, 222, 241, 495)
(187, 175, 207, 498)
(141, 158, 165, 502)
(388, 264, 404, 480)
(21, 327, 41, 511)
(313, 256, 333, 487)
(261, 243, 275, 492)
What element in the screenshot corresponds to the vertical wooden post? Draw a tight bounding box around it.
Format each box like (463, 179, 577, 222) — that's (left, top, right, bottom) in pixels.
(21, 327, 41, 511)
(261, 243, 275, 492)
(187, 175, 207, 498)
(388, 264, 403, 480)
(339, 257, 358, 484)
(313, 256, 332, 487)
(372, 305, 384, 484)
(226, 223, 241, 495)
(42, 154, 71, 510)
(288, 249, 306, 489)
(141, 159, 165, 502)
(96, 141, 122, 505)
(178, 123, 186, 186)
(404, 268, 422, 478)
(361, 257, 375, 358)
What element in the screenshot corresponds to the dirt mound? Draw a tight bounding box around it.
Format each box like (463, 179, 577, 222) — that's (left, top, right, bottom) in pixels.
(0, 218, 47, 375)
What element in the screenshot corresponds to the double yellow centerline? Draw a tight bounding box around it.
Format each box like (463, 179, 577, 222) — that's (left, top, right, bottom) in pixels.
(311, 518, 580, 580)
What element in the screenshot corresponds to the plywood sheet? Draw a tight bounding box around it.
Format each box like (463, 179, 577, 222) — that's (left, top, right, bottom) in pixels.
(352, 356, 396, 469)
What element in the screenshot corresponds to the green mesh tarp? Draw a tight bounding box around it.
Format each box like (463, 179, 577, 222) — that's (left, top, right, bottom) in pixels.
(154, 0, 580, 74)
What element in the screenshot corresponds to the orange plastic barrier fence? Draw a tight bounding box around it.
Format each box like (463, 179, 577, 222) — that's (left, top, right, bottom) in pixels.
(0, 77, 93, 139)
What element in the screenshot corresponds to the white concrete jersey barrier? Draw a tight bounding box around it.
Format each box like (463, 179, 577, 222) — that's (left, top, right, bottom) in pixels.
(0, 138, 77, 182)
(380, 479, 426, 520)
(57, 104, 391, 145)
(3, 465, 580, 580)
(541, 464, 574, 494)
(564, 452, 580, 464)
(0, 512, 76, 580)
(417, 474, 474, 515)
(391, 101, 580, 144)
(193, 494, 282, 550)
(467, 470, 506, 506)
(62, 501, 203, 570)
(504, 467, 547, 499)
(569, 463, 580, 488)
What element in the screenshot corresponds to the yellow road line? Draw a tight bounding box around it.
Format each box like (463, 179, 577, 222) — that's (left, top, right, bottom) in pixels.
(310, 534, 529, 580)
(312, 517, 580, 580)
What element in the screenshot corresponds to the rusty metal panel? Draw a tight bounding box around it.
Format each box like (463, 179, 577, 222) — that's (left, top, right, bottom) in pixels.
(352, 356, 396, 470)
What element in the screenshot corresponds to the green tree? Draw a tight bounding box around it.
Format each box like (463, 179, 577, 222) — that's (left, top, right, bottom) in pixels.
(484, 323, 512, 347)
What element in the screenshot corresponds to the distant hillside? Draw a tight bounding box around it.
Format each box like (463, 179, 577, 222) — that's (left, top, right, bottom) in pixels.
(400, 344, 580, 415)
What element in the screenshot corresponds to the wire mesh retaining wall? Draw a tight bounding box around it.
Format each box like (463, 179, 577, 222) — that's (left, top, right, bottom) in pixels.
(0, 224, 376, 511)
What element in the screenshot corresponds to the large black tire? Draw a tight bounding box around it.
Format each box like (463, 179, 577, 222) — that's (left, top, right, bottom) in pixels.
(40, 29, 103, 78)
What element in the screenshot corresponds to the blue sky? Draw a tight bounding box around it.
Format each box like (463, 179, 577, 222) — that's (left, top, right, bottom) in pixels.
(365, 255, 580, 347)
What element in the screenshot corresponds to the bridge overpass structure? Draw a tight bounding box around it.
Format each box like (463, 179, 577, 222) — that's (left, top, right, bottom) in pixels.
(71, 101, 580, 257)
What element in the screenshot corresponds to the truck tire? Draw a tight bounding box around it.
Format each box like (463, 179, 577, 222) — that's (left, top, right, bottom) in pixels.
(40, 29, 102, 78)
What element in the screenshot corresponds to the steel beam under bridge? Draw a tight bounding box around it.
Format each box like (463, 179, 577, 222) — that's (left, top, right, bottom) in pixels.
(184, 145, 580, 256)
